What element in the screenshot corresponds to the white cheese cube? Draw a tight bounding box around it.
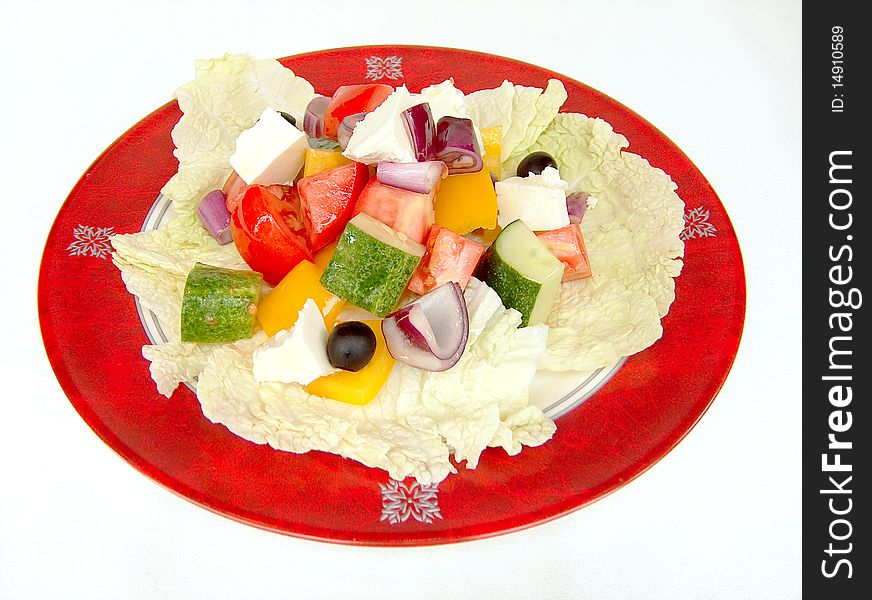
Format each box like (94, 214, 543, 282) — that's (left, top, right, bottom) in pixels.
(495, 167, 570, 230)
(343, 86, 418, 165)
(252, 300, 336, 385)
(230, 107, 308, 185)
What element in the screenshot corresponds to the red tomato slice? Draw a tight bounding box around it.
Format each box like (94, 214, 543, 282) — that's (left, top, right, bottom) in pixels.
(297, 162, 369, 251)
(408, 225, 485, 295)
(536, 224, 592, 281)
(353, 179, 435, 244)
(230, 185, 313, 286)
(323, 84, 393, 138)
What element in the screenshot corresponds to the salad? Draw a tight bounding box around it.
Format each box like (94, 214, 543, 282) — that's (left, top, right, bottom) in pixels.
(111, 54, 685, 484)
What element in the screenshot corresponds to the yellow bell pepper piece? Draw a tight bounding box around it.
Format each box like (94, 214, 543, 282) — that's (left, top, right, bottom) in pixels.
(480, 126, 502, 179)
(434, 168, 498, 235)
(303, 147, 352, 178)
(314, 241, 337, 271)
(256, 260, 345, 336)
(305, 320, 394, 405)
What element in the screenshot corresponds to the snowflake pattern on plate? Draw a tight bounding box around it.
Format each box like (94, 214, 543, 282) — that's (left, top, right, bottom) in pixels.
(379, 479, 442, 524)
(67, 225, 116, 259)
(365, 56, 403, 81)
(680, 206, 717, 240)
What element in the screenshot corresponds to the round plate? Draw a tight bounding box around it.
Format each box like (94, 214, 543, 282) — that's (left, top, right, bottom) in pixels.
(38, 46, 745, 546)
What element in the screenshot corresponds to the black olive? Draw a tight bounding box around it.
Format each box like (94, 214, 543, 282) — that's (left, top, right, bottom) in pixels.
(516, 151, 557, 177)
(327, 321, 377, 372)
(278, 111, 297, 127)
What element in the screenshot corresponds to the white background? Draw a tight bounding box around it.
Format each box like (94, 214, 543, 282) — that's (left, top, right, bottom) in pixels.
(0, 1, 801, 598)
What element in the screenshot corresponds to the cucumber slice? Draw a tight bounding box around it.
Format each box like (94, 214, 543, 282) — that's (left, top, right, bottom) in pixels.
(475, 219, 563, 326)
(180, 263, 263, 343)
(320, 214, 424, 317)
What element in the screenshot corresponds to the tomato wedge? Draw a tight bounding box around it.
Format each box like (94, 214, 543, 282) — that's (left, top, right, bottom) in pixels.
(297, 162, 369, 251)
(230, 185, 313, 285)
(408, 225, 485, 295)
(323, 84, 393, 138)
(353, 179, 435, 244)
(536, 224, 592, 281)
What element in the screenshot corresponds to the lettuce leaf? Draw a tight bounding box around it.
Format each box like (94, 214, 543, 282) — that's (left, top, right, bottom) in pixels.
(167, 53, 315, 218)
(194, 278, 554, 484)
(464, 79, 567, 173)
(529, 114, 685, 370)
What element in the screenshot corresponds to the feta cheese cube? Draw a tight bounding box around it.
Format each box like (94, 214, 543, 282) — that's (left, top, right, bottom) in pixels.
(495, 167, 570, 230)
(252, 299, 336, 384)
(343, 86, 418, 165)
(230, 107, 308, 185)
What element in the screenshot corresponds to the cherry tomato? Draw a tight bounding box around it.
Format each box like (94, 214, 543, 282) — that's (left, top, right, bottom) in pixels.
(230, 185, 313, 285)
(323, 84, 393, 138)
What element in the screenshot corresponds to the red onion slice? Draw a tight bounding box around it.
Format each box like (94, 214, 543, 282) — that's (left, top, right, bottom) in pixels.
(337, 112, 368, 150)
(382, 282, 469, 372)
(197, 189, 232, 245)
(303, 95, 331, 138)
(434, 116, 483, 175)
(376, 161, 448, 194)
(566, 191, 590, 224)
(401, 102, 436, 161)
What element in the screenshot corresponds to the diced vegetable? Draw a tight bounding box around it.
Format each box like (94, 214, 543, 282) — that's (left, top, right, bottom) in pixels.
(197, 190, 232, 244)
(323, 84, 393, 138)
(326, 321, 377, 372)
(376, 161, 447, 194)
(408, 225, 485, 295)
(222, 170, 247, 212)
(353, 178, 435, 244)
(480, 126, 502, 179)
(307, 136, 341, 150)
(313, 241, 338, 270)
(434, 116, 483, 175)
(433, 168, 498, 235)
(536, 224, 593, 281)
(230, 185, 313, 286)
(401, 102, 436, 161)
(337, 112, 367, 150)
(302, 146, 352, 178)
(305, 320, 395, 405)
(297, 161, 369, 251)
(320, 214, 424, 317)
(180, 262, 262, 343)
(566, 191, 590, 224)
(303, 95, 331, 138)
(382, 282, 469, 372)
(256, 260, 345, 337)
(475, 219, 563, 327)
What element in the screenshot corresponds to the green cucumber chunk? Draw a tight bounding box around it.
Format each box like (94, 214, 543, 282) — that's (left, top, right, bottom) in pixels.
(475, 219, 563, 326)
(180, 262, 263, 343)
(320, 213, 424, 317)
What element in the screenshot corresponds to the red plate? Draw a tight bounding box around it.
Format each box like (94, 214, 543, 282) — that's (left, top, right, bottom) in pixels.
(38, 46, 745, 545)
